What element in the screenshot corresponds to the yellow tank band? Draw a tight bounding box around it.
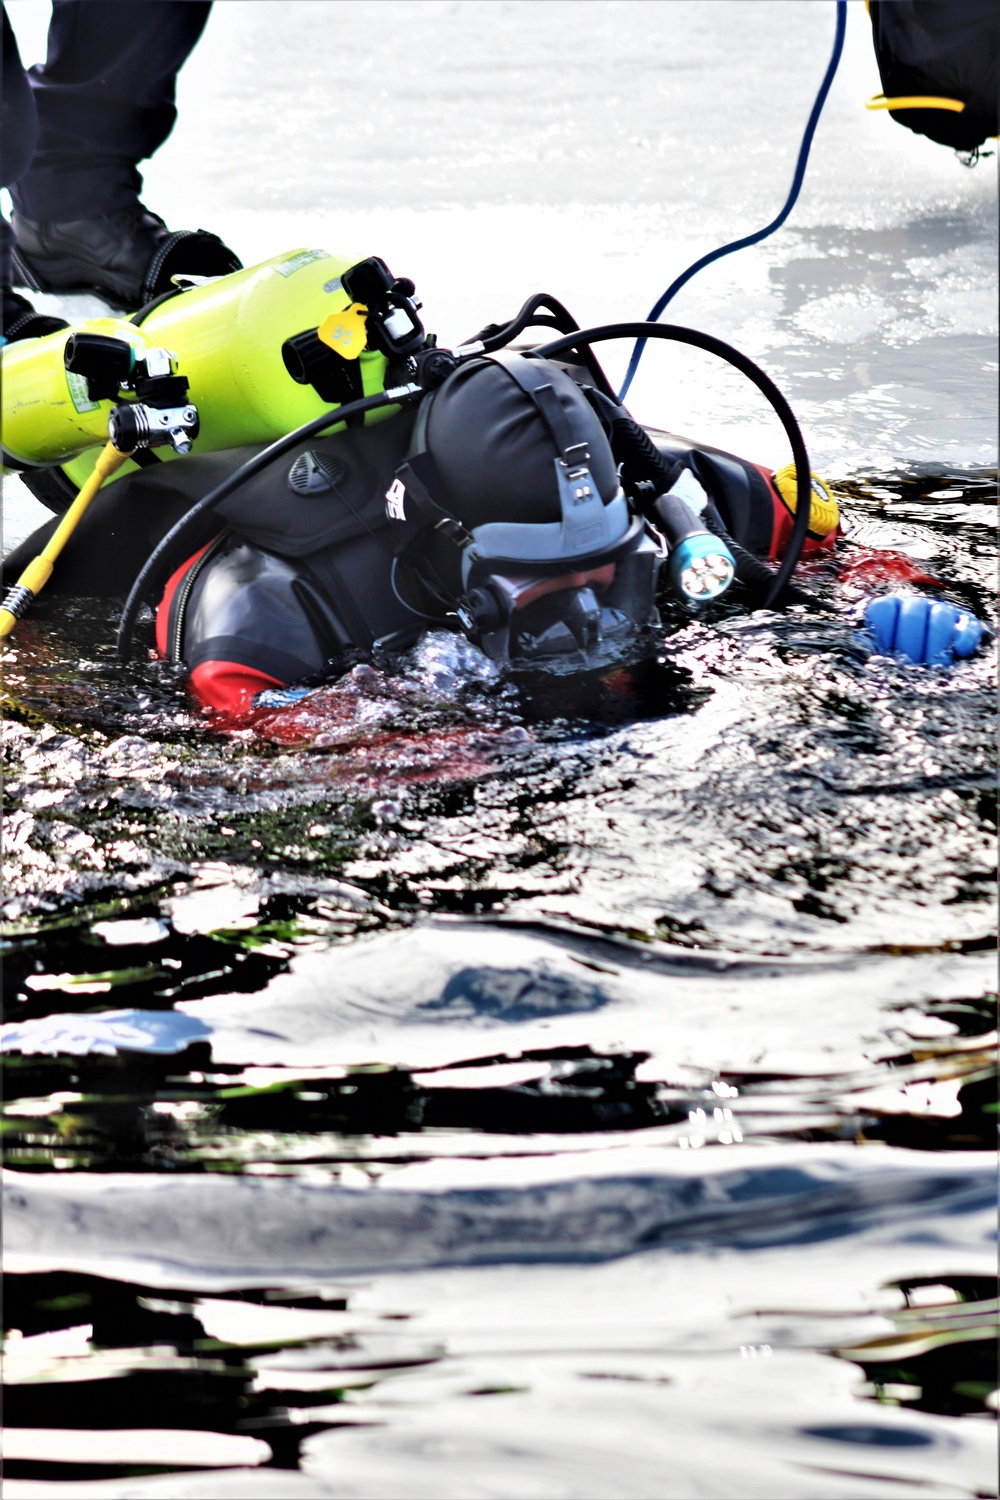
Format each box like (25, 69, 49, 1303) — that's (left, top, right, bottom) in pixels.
(772, 466, 839, 538)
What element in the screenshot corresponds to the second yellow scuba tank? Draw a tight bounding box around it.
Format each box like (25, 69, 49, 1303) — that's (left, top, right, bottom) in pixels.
(1, 248, 421, 491)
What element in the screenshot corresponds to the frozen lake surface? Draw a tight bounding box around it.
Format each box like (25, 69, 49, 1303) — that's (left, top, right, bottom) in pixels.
(2, 2, 997, 1496)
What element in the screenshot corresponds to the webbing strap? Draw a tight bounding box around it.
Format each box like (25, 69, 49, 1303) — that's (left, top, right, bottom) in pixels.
(486, 350, 592, 463)
(389, 455, 472, 557)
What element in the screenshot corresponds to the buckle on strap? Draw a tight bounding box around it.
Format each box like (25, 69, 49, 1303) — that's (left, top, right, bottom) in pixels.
(387, 457, 472, 553)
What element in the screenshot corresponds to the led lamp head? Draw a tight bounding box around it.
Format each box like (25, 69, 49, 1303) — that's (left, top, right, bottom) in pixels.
(651, 488, 736, 603)
(672, 534, 736, 601)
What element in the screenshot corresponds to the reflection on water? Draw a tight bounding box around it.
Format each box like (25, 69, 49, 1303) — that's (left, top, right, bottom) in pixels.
(1, 470, 996, 1495)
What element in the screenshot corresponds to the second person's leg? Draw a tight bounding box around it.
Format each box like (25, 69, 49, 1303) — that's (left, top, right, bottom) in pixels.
(10, 1, 240, 307)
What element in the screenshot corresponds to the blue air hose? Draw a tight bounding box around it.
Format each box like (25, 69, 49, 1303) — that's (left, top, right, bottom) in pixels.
(618, 0, 848, 402)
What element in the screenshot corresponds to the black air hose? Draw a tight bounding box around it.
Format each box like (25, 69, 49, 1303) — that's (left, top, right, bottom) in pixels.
(586, 386, 814, 606)
(469, 293, 578, 351)
(701, 505, 814, 607)
(534, 323, 813, 609)
(585, 388, 678, 491)
(467, 295, 618, 398)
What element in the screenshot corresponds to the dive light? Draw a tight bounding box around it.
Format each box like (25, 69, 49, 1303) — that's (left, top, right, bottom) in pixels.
(653, 491, 736, 602)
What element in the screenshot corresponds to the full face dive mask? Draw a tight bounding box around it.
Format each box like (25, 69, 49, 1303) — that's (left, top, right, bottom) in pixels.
(384, 352, 663, 670)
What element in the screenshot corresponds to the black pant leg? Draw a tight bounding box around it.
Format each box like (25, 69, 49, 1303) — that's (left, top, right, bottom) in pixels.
(1, 5, 39, 281)
(10, 0, 212, 221)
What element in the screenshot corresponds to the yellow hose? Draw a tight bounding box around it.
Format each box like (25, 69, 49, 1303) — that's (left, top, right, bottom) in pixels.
(0, 441, 132, 638)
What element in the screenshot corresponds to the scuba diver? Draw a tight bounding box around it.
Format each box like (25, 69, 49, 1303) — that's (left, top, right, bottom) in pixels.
(101, 346, 842, 713)
(0, 251, 986, 711)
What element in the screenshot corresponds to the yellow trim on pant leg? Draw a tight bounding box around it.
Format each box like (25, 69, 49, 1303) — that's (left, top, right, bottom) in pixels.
(866, 93, 966, 113)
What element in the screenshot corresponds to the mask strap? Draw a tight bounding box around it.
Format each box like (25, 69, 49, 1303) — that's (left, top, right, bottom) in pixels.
(485, 350, 592, 464)
(485, 352, 613, 550)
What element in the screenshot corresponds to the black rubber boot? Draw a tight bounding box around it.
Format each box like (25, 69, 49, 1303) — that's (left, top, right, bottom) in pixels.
(2, 286, 68, 344)
(11, 203, 242, 310)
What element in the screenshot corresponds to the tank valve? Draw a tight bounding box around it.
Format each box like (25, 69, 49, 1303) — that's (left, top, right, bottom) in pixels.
(108, 399, 199, 454)
(340, 257, 426, 358)
(105, 346, 199, 454)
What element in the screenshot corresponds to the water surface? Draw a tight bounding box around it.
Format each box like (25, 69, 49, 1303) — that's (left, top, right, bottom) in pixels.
(2, 3, 996, 1496)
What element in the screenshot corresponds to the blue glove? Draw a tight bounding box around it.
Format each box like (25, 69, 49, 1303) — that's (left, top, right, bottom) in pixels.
(864, 594, 987, 666)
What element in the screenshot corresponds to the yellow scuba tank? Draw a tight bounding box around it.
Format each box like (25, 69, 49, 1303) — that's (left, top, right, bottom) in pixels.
(1, 248, 402, 488)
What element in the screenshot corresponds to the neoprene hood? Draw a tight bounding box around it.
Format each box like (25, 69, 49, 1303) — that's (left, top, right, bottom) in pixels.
(387, 353, 662, 667)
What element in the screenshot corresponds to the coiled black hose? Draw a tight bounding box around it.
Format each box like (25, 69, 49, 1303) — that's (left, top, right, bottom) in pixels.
(585, 387, 813, 606)
(585, 387, 677, 487)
